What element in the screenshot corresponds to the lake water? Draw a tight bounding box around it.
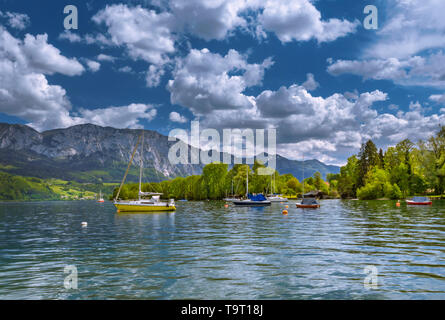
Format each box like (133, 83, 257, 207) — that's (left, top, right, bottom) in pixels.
(0, 199, 444, 299)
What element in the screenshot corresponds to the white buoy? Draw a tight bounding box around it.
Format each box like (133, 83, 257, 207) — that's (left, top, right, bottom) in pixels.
(81, 222, 88, 227)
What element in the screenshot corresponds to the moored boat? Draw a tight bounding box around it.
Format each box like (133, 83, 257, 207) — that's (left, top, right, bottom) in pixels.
(406, 196, 432, 205)
(115, 194, 176, 212)
(296, 197, 320, 208)
(223, 197, 240, 202)
(113, 131, 175, 213)
(233, 200, 271, 206)
(267, 173, 288, 202)
(268, 195, 288, 202)
(97, 190, 105, 203)
(233, 194, 271, 206)
(233, 168, 271, 206)
(296, 156, 320, 209)
(224, 180, 240, 202)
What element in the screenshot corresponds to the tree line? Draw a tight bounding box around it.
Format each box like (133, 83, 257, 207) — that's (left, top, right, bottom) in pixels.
(337, 126, 445, 199)
(112, 161, 336, 201)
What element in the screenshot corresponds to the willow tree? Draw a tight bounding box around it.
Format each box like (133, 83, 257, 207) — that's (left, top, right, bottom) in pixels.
(201, 162, 229, 199)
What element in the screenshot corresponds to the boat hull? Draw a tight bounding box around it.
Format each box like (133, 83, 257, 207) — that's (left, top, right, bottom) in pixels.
(233, 200, 271, 206)
(269, 198, 288, 202)
(405, 200, 432, 205)
(114, 203, 176, 212)
(296, 204, 320, 208)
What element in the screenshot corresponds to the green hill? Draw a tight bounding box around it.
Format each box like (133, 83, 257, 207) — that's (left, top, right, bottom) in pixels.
(0, 171, 117, 201)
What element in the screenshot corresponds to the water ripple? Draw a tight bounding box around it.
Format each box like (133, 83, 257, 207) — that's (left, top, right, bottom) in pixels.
(0, 199, 444, 299)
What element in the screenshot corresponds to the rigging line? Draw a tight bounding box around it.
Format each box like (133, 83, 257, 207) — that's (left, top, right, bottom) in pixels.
(115, 132, 142, 201)
(139, 130, 144, 195)
(151, 153, 164, 194)
(140, 130, 161, 194)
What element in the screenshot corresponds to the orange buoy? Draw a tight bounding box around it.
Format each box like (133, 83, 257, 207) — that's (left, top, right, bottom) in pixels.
(224, 204, 229, 208)
(396, 201, 400, 207)
(285, 205, 289, 209)
(282, 210, 288, 215)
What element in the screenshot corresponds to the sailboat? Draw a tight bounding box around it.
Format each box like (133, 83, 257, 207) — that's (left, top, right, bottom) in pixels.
(113, 131, 176, 212)
(223, 179, 240, 202)
(233, 167, 271, 206)
(296, 156, 320, 209)
(97, 190, 105, 203)
(267, 172, 288, 202)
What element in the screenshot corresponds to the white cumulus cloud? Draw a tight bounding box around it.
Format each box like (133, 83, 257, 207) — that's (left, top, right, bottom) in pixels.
(167, 48, 273, 114)
(0, 11, 30, 30)
(327, 52, 445, 88)
(85, 59, 101, 72)
(0, 27, 156, 131)
(364, 0, 445, 59)
(169, 111, 187, 123)
(258, 0, 359, 43)
(92, 4, 175, 65)
(77, 104, 157, 129)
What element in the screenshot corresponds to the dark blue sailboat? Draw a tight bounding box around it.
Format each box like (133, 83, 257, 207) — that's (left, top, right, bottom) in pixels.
(233, 169, 271, 206)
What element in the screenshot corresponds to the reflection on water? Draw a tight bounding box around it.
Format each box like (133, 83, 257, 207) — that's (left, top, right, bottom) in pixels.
(0, 200, 444, 299)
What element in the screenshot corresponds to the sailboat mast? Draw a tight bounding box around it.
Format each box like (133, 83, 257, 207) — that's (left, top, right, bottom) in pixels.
(139, 130, 144, 200)
(270, 173, 273, 195)
(246, 167, 249, 198)
(302, 155, 305, 199)
(273, 172, 275, 194)
(114, 133, 142, 201)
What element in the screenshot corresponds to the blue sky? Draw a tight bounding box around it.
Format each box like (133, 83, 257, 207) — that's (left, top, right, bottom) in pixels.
(1, 0, 445, 165)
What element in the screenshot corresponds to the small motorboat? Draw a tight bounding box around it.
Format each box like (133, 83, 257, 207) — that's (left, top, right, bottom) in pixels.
(296, 197, 320, 209)
(406, 196, 432, 205)
(296, 155, 320, 209)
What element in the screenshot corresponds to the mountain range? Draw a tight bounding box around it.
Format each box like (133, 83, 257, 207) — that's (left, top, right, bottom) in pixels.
(0, 123, 339, 183)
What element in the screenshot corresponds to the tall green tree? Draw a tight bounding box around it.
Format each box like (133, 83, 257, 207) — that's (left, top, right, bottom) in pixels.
(357, 140, 379, 188)
(418, 127, 445, 194)
(338, 155, 359, 198)
(201, 162, 228, 199)
(313, 171, 323, 190)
